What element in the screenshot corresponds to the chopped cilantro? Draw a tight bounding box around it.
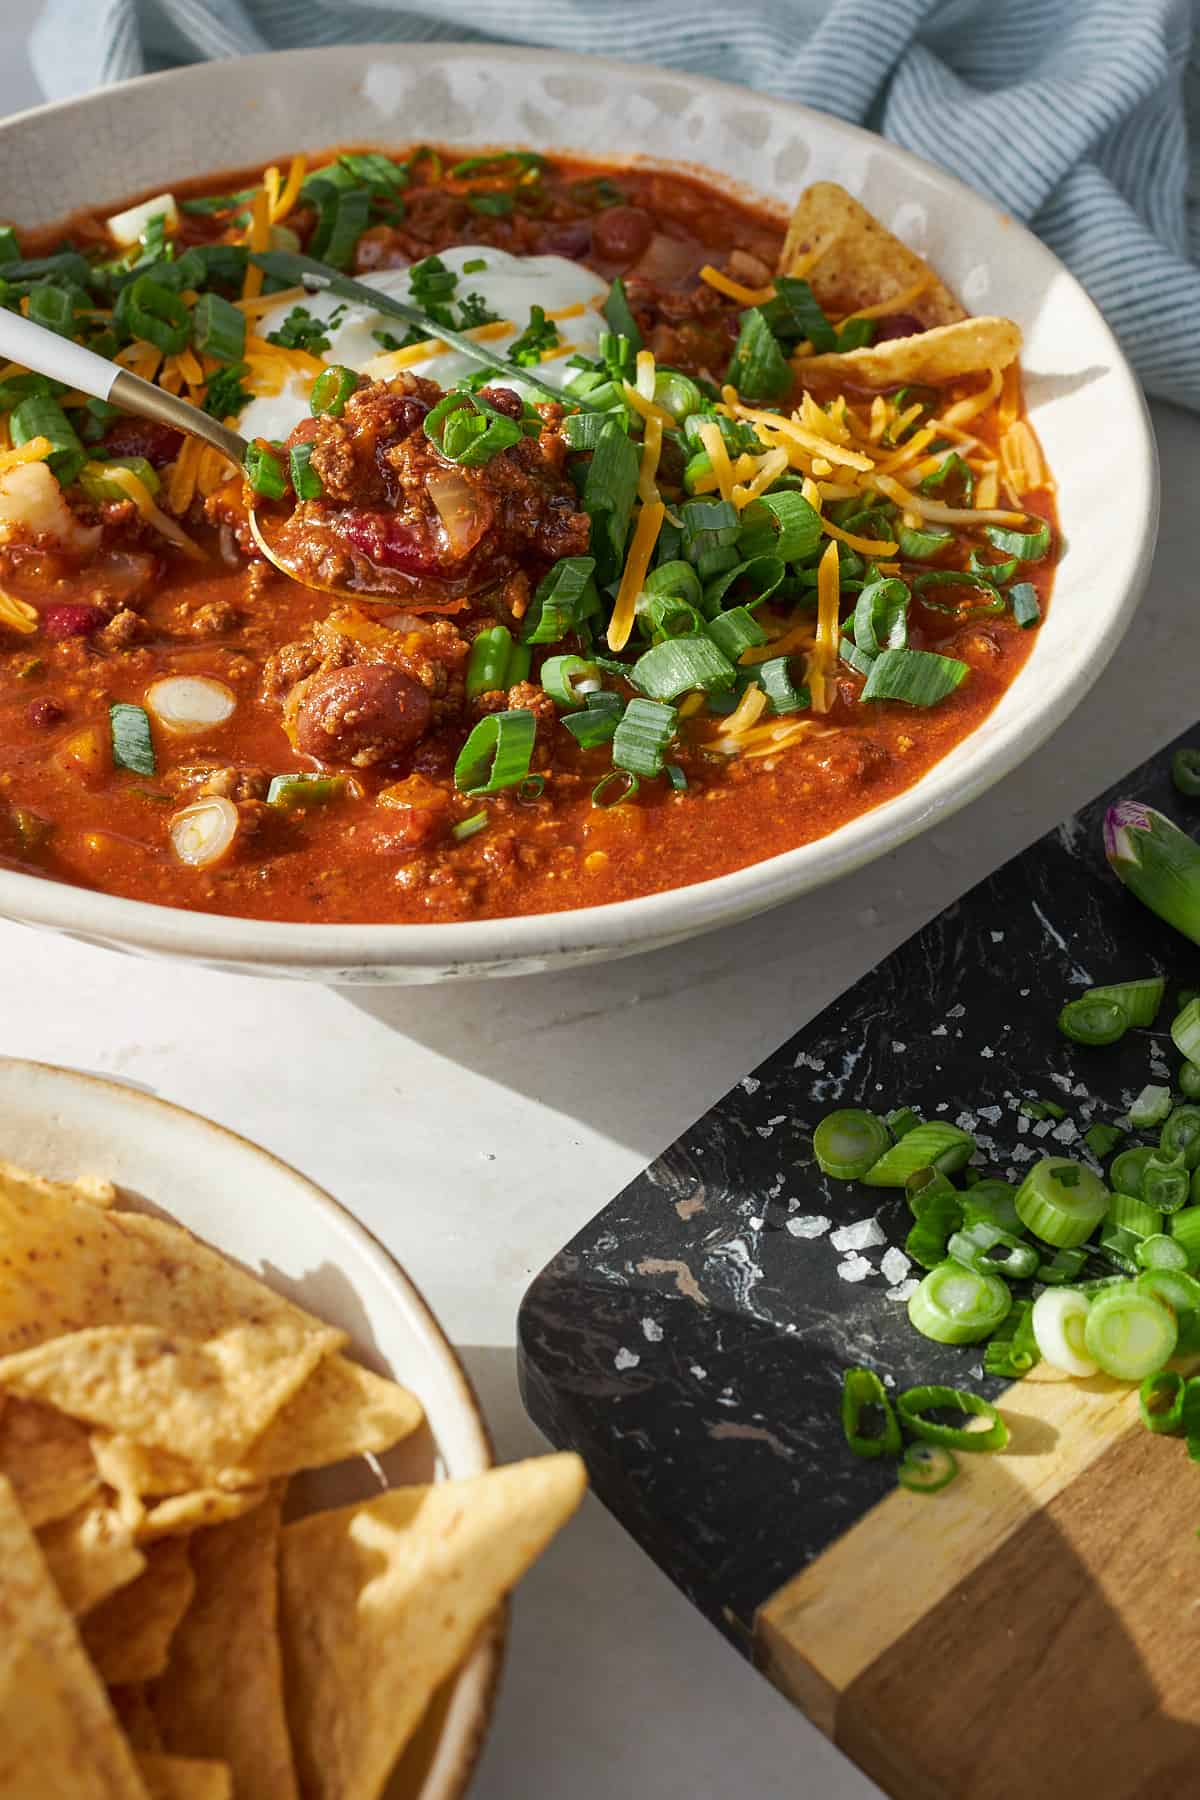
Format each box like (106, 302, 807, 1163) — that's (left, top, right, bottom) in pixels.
(509, 305, 559, 368)
(203, 362, 252, 419)
(266, 306, 332, 354)
(408, 254, 457, 309)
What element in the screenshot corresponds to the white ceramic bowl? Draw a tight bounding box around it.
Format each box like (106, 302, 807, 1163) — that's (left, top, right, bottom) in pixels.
(0, 1055, 500, 1800)
(0, 45, 1156, 982)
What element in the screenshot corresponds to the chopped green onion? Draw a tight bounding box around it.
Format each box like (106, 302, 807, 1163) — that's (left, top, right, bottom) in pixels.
(522, 556, 599, 646)
(681, 498, 740, 564)
(1110, 1145, 1155, 1200)
(652, 369, 704, 422)
(961, 1179, 1023, 1236)
(508, 304, 559, 367)
(1057, 996, 1127, 1046)
(1135, 1266, 1200, 1317)
(9, 395, 84, 485)
(1084, 975, 1165, 1027)
(109, 703, 155, 777)
(202, 363, 251, 420)
(983, 519, 1052, 562)
(737, 490, 823, 564)
(1174, 996, 1200, 1062)
(310, 365, 358, 417)
(629, 635, 736, 703)
(307, 183, 371, 269)
(1020, 1098, 1067, 1121)
(612, 698, 678, 778)
(1180, 1061, 1200, 1100)
(1010, 582, 1041, 628)
(757, 277, 836, 351)
(453, 708, 536, 795)
(702, 554, 785, 617)
(1161, 1103, 1200, 1169)
(591, 770, 639, 808)
(905, 1194, 964, 1271)
(812, 1109, 891, 1181)
(1097, 1223, 1141, 1275)
(861, 1121, 975, 1187)
(1104, 802, 1200, 950)
(644, 560, 704, 611)
(1085, 1122, 1126, 1159)
(907, 1262, 1011, 1344)
(288, 442, 323, 501)
(920, 452, 973, 506)
(1084, 1284, 1177, 1380)
(726, 308, 792, 403)
(751, 657, 810, 716)
(1142, 1152, 1190, 1215)
(1170, 1204, 1200, 1269)
(1014, 1157, 1109, 1248)
(840, 1367, 901, 1459)
(1105, 1192, 1162, 1240)
(583, 419, 639, 584)
(905, 1167, 959, 1210)
(897, 523, 953, 560)
(1139, 1369, 1186, 1434)
(563, 693, 622, 749)
(1172, 749, 1200, 798)
(124, 274, 190, 355)
(911, 569, 1004, 615)
(1136, 1233, 1189, 1272)
(852, 578, 909, 657)
(602, 277, 642, 354)
(859, 647, 968, 708)
(266, 773, 346, 809)
(1035, 1246, 1089, 1286)
(78, 457, 160, 503)
(1129, 1083, 1172, 1129)
(1031, 1287, 1097, 1376)
(665, 762, 688, 792)
(540, 654, 598, 710)
(27, 282, 77, 338)
(897, 1443, 958, 1493)
(451, 811, 488, 843)
(243, 443, 286, 499)
(896, 1383, 1008, 1452)
(465, 626, 515, 702)
(191, 290, 245, 363)
(707, 607, 766, 663)
(947, 1220, 1038, 1281)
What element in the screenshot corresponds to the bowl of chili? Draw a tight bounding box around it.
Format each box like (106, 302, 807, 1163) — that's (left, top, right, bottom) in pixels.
(0, 45, 1156, 980)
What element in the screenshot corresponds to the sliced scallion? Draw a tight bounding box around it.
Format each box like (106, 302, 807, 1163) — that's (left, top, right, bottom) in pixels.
(907, 1262, 1011, 1344)
(465, 626, 515, 702)
(897, 1443, 958, 1493)
(1110, 1145, 1155, 1200)
(109, 703, 155, 776)
(1014, 1157, 1109, 1248)
(1084, 1284, 1177, 1380)
(629, 635, 736, 703)
(1084, 975, 1164, 1027)
(859, 647, 968, 708)
(1104, 802, 1200, 950)
(1139, 1369, 1186, 1435)
(840, 1367, 901, 1459)
(897, 1383, 1008, 1452)
(453, 708, 536, 795)
(1031, 1287, 1097, 1376)
(562, 692, 621, 749)
(812, 1109, 891, 1181)
(1129, 1083, 1172, 1129)
(612, 698, 678, 778)
(1057, 996, 1127, 1046)
(861, 1121, 975, 1187)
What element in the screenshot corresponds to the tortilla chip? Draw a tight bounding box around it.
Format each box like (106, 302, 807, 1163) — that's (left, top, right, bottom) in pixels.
(0, 1159, 116, 1213)
(0, 1183, 343, 1463)
(779, 181, 966, 328)
(149, 1485, 299, 1800)
(38, 1500, 145, 1616)
(0, 1475, 150, 1800)
(91, 1355, 424, 1495)
(82, 1536, 195, 1685)
(136, 1484, 268, 1542)
(136, 1755, 232, 1800)
(110, 1683, 164, 1753)
(0, 1397, 100, 1527)
(279, 1453, 587, 1800)
(796, 315, 1022, 388)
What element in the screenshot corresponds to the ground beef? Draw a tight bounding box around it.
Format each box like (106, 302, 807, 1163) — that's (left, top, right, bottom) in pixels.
(195, 766, 269, 802)
(95, 608, 143, 651)
(267, 373, 589, 603)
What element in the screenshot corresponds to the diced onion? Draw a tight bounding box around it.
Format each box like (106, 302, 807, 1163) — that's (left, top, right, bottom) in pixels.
(1031, 1288, 1097, 1377)
(427, 471, 488, 559)
(106, 192, 178, 247)
(169, 796, 239, 868)
(146, 676, 236, 735)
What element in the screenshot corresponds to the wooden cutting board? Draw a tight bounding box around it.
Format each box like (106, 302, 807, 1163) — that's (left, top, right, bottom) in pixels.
(518, 725, 1200, 1800)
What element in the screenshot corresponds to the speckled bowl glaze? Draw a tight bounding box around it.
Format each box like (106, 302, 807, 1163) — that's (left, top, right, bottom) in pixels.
(0, 1056, 501, 1800)
(0, 45, 1156, 982)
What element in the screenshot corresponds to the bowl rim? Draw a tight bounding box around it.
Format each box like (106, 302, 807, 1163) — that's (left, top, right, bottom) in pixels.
(0, 1053, 503, 1800)
(0, 41, 1159, 971)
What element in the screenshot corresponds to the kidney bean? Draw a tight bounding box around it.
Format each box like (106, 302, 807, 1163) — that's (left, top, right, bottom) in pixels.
(41, 604, 107, 640)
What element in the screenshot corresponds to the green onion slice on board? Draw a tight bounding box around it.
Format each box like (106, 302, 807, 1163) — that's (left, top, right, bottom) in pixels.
(896, 1384, 1009, 1453)
(897, 1443, 958, 1493)
(812, 1110, 891, 1181)
(907, 1261, 1011, 1344)
(840, 1367, 902, 1459)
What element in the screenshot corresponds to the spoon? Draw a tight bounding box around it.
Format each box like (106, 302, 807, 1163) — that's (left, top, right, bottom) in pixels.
(0, 307, 455, 605)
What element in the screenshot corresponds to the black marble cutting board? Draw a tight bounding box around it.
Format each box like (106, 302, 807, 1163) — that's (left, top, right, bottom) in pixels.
(517, 725, 1200, 1650)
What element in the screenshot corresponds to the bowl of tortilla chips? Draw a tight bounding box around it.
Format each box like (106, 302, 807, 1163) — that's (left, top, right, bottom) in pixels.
(0, 1056, 585, 1800)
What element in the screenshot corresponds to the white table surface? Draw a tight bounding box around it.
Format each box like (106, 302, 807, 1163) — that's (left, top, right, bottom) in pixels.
(2, 13, 1196, 1795)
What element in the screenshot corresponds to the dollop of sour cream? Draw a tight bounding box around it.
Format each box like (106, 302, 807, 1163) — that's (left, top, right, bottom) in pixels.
(239, 246, 610, 444)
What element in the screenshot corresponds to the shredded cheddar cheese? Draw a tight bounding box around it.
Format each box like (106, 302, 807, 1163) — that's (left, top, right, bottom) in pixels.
(270, 154, 308, 224)
(0, 436, 53, 473)
(621, 382, 677, 431)
(722, 681, 768, 737)
(699, 264, 776, 308)
(810, 540, 841, 715)
(241, 188, 271, 301)
(696, 421, 735, 504)
(638, 414, 664, 505)
(784, 234, 839, 280)
(99, 465, 206, 560)
(607, 500, 665, 653)
(836, 274, 930, 325)
(821, 518, 899, 557)
(236, 285, 307, 319)
(732, 447, 789, 510)
(0, 590, 37, 634)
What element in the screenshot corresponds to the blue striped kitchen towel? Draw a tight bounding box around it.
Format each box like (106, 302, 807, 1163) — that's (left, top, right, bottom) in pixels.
(28, 0, 1200, 412)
